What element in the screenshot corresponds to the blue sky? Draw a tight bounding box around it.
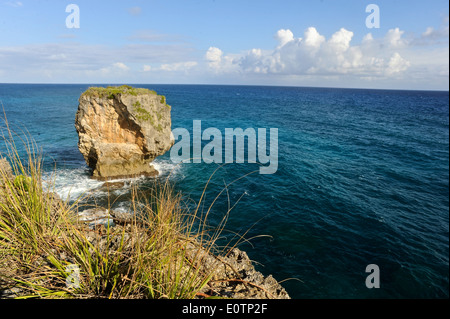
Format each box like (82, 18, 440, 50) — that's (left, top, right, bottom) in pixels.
(0, 0, 448, 90)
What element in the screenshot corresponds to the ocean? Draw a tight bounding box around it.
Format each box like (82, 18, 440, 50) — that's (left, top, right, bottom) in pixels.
(0, 84, 448, 298)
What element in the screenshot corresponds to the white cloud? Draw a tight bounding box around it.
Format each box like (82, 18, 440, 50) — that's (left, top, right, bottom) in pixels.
(48, 53, 67, 61)
(328, 28, 353, 52)
(385, 28, 407, 48)
(112, 62, 129, 71)
(386, 53, 411, 76)
(205, 47, 224, 70)
(304, 27, 325, 48)
(94, 62, 129, 77)
(0, 23, 447, 90)
(159, 61, 197, 72)
(200, 25, 448, 89)
(413, 21, 449, 46)
(0, 41, 193, 71)
(206, 47, 222, 63)
(205, 27, 416, 80)
(275, 29, 294, 47)
(240, 48, 270, 73)
(362, 33, 374, 43)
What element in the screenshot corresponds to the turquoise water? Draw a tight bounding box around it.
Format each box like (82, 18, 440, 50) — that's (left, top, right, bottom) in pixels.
(0, 84, 448, 298)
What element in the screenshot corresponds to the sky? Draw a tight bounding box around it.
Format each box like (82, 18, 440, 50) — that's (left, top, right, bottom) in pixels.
(0, 0, 448, 90)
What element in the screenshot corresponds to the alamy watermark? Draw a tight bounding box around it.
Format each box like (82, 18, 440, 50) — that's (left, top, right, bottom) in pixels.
(365, 264, 380, 288)
(65, 264, 80, 289)
(170, 120, 278, 174)
(65, 4, 80, 29)
(365, 4, 380, 29)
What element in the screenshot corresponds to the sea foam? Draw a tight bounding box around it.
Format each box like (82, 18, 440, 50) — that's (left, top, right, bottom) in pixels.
(43, 158, 181, 202)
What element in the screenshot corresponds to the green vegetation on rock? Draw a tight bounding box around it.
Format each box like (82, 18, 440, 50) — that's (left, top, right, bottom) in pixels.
(134, 103, 152, 122)
(134, 104, 163, 132)
(82, 85, 157, 99)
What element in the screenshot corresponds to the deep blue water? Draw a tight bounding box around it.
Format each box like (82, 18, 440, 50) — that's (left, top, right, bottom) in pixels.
(0, 84, 448, 299)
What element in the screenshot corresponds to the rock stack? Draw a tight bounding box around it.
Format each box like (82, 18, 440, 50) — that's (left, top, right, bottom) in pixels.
(74, 85, 174, 180)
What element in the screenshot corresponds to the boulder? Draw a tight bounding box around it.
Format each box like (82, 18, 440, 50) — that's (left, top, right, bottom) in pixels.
(75, 85, 174, 180)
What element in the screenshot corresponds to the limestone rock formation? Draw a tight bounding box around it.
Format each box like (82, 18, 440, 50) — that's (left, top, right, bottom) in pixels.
(75, 85, 174, 180)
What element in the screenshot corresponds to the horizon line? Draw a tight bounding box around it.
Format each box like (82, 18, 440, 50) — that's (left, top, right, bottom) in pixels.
(0, 82, 448, 93)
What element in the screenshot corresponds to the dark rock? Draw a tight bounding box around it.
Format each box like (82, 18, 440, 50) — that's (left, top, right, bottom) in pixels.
(100, 181, 125, 190)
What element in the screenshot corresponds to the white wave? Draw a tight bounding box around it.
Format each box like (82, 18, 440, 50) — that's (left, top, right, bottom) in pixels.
(43, 167, 104, 201)
(151, 158, 183, 179)
(43, 168, 141, 201)
(43, 159, 182, 202)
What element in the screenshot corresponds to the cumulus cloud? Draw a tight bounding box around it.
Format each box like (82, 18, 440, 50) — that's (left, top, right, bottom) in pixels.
(304, 27, 325, 48)
(205, 47, 223, 68)
(328, 28, 353, 51)
(0, 22, 447, 89)
(201, 24, 448, 89)
(275, 29, 294, 47)
(385, 28, 407, 48)
(239, 48, 271, 73)
(386, 53, 410, 75)
(205, 27, 416, 80)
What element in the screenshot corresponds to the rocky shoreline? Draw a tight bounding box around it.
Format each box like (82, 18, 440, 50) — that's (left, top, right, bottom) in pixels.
(1, 210, 290, 299)
(1, 158, 290, 299)
(73, 206, 291, 299)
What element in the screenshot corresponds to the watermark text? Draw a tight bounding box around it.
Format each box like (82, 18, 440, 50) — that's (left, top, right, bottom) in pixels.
(171, 120, 278, 174)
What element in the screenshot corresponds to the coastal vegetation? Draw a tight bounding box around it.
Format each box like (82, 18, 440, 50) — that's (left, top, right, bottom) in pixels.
(0, 126, 221, 298)
(81, 85, 156, 99)
(133, 100, 163, 132)
(0, 118, 290, 299)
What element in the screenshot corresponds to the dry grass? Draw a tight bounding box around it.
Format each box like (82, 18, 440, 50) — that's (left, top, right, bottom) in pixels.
(0, 117, 244, 299)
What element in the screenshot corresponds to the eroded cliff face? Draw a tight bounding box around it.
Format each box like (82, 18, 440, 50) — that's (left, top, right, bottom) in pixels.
(75, 86, 174, 180)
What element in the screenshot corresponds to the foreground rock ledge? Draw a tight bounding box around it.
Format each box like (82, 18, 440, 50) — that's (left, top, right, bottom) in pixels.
(75, 85, 174, 180)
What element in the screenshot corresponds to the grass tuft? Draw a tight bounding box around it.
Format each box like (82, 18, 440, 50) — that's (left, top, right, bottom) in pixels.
(0, 115, 244, 299)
